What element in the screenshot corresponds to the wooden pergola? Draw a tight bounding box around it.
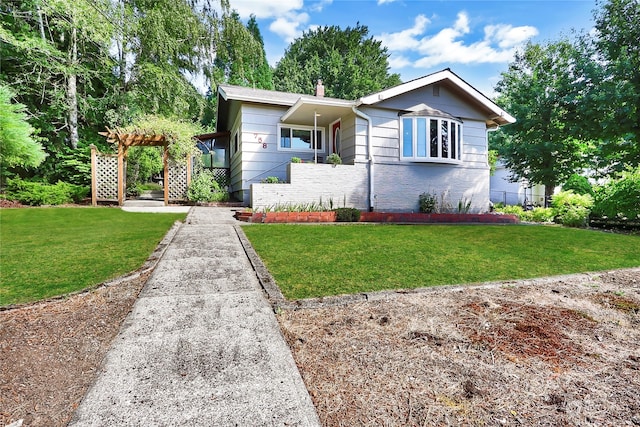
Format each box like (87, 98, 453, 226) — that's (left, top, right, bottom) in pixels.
(97, 128, 190, 206)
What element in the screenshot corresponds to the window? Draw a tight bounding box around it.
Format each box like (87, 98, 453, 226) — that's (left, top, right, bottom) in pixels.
(400, 116, 462, 162)
(279, 125, 323, 151)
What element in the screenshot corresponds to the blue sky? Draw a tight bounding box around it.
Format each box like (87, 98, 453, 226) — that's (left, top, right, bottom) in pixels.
(227, 0, 597, 98)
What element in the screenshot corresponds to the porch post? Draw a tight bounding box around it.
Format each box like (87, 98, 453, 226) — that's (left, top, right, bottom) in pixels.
(117, 141, 124, 206)
(314, 110, 318, 164)
(163, 144, 169, 206)
(90, 144, 97, 206)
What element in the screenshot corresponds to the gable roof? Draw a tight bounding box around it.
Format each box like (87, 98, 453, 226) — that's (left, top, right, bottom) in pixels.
(358, 68, 515, 127)
(217, 68, 515, 129)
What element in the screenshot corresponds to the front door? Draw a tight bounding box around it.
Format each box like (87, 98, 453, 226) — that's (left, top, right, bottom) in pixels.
(331, 120, 341, 157)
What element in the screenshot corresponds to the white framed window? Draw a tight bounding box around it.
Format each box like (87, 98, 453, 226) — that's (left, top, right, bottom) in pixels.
(400, 116, 462, 163)
(278, 124, 324, 152)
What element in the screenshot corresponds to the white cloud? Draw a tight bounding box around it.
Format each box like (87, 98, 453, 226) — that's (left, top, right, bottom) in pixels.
(377, 11, 539, 69)
(388, 54, 413, 69)
(377, 14, 430, 51)
(377, 0, 397, 4)
(230, 0, 304, 19)
(310, 0, 333, 12)
(484, 24, 538, 49)
(269, 12, 310, 43)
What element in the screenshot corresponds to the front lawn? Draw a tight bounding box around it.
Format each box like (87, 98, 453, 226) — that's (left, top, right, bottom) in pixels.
(0, 208, 186, 306)
(242, 224, 640, 299)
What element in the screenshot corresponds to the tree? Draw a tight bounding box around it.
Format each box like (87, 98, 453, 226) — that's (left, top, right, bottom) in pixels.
(273, 24, 401, 99)
(0, 85, 46, 174)
(212, 11, 273, 90)
(1, 0, 223, 184)
(592, 0, 640, 171)
(491, 41, 595, 200)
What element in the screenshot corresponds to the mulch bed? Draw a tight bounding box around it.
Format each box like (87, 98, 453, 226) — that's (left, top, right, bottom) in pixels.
(278, 269, 640, 426)
(0, 273, 148, 427)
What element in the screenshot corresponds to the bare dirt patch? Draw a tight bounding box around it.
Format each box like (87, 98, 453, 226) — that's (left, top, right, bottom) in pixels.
(279, 269, 640, 426)
(0, 273, 148, 427)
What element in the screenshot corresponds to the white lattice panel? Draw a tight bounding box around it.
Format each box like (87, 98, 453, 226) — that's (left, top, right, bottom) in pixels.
(168, 163, 188, 200)
(96, 154, 118, 201)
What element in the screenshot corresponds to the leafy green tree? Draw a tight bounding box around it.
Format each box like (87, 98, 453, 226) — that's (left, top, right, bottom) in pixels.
(213, 11, 273, 90)
(592, 0, 640, 171)
(491, 40, 596, 200)
(0, 85, 46, 174)
(273, 24, 401, 99)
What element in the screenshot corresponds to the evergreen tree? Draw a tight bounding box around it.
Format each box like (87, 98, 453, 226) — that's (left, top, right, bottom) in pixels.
(273, 23, 401, 99)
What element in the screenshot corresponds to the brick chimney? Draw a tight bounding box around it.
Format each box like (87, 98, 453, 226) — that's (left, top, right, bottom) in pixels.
(315, 79, 325, 97)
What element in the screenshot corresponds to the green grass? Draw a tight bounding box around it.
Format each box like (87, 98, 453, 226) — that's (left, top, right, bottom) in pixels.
(242, 224, 640, 300)
(0, 207, 186, 306)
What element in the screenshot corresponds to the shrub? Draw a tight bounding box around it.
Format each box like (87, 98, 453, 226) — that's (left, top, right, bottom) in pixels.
(494, 204, 524, 216)
(419, 192, 437, 213)
(562, 174, 593, 195)
(493, 204, 554, 223)
(326, 153, 342, 165)
(551, 190, 593, 228)
(334, 207, 361, 222)
(5, 179, 88, 206)
(262, 176, 280, 183)
(187, 170, 228, 203)
(524, 207, 555, 223)
(290, 157, 301, 163)
(592, 167, 640, 221)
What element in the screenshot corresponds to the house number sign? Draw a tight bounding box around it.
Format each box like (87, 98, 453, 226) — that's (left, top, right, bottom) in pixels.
(254, 133, 267, 149)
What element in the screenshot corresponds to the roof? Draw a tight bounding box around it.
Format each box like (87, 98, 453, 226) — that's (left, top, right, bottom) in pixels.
(218, 85, 304, 107)
(217, 69, 515, 129)
(358, 68, 515, 126)
(218, 84, 355, 127)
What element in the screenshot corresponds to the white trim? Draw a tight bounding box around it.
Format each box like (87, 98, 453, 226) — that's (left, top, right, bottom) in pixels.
(359, 69, 515, 126)
(400, 115, 463, 163)
(281, 97, 355, 123)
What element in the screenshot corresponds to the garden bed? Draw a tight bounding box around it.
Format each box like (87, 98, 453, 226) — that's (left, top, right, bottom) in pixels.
(235, 211, 519, 224)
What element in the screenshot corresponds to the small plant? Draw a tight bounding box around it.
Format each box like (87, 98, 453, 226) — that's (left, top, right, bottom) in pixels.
(419, 192, 437, 213)
(457, 197, 472, 214)
(326, 153, 342, 165)
(291, 157, 301, 163)
(262, 176, 281, 183)
(187, 169, 228, 203)
(334, 207, 361, 222)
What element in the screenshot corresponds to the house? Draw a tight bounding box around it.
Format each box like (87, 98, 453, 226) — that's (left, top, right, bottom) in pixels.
(213, 68, 515, 212)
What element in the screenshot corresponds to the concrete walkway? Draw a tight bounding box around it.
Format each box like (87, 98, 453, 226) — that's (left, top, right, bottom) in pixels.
(70, 207, 320, 426)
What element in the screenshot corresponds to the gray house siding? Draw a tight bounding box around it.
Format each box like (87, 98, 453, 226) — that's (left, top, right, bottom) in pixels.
(236, 104, 329, 204)
(373, 162, 490, 213)
(374, 83, 489, 123)
(353, 98, 491, 212)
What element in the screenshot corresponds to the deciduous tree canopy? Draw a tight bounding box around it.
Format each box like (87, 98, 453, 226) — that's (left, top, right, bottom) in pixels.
(491, 0, 639, 193)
